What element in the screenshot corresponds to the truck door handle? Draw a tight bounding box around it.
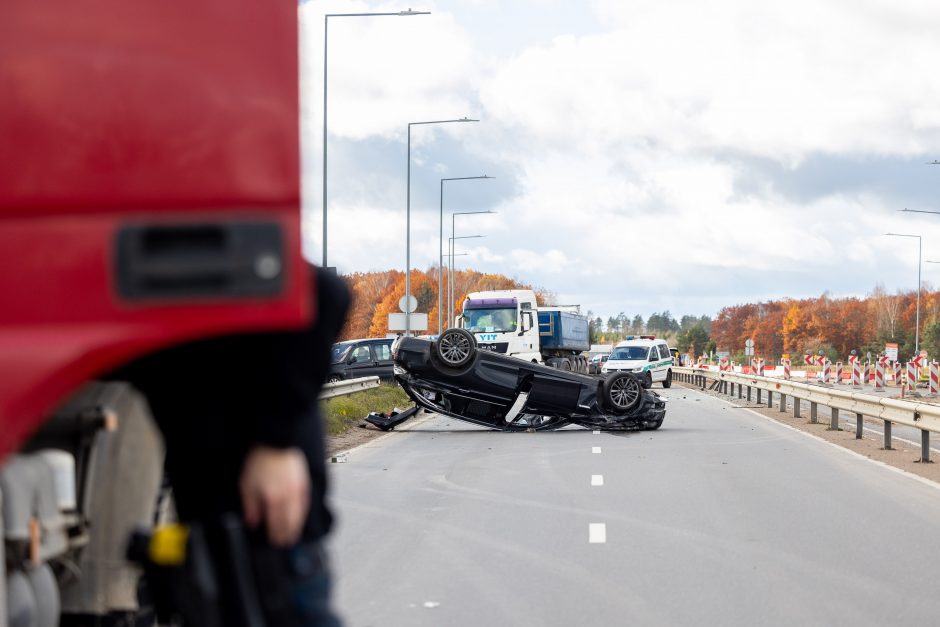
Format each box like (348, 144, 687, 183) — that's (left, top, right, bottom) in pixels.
(116, 222, 284, 300)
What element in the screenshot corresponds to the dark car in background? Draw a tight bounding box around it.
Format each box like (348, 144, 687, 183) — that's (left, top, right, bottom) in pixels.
(329, 337, 395, 382)
(392, 328, 666, 431)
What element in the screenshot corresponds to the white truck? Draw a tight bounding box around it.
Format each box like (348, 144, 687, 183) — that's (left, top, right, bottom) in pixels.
(457, 289, 591, 373)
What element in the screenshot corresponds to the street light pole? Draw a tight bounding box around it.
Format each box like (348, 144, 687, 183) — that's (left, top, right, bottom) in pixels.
(449, 210, 493, 327)
(322, 9, 429, 269)
(448, 235, 484, 328)
(405, 117, 479, 334)
(438, 176, 492, 334)
(886, 232, 923, 353)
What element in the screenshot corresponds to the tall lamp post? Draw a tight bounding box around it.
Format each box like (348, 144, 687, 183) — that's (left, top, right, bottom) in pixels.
(448, 234, 485, 328)
(322, 9, 429, 268)
(405, 117, 479, 334)
(438, 175, 493, 334)
(885, 232, 923, 353)
(449, 209, 493, 325)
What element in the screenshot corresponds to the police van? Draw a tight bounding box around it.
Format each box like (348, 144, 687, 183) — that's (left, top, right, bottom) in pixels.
(601, 335, 673, 388)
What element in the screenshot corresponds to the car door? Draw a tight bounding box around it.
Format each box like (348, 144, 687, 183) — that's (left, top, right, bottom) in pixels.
(659, 344, 673, 379)
(651, 344, 668, 381)
(345, 343, 376, 379)
(370, 340, 394, 381)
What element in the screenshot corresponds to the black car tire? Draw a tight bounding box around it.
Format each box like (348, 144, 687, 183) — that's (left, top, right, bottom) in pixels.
(643, 372, 652, 388)
(327, 374, 342, 383)
(603, 372, 643, 414)
(662, 370, 672, 388)
(435, 328, 476, 368)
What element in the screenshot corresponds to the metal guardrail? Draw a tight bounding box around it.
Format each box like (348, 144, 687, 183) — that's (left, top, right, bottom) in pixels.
(319, 376, 381, 400)
(674, 366, 939, 462)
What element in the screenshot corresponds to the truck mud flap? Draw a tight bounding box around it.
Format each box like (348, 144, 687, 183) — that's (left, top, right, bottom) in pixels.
(364, 405, 419, 431)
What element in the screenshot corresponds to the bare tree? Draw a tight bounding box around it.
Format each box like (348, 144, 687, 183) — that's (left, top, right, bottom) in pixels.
(869, 283, 900, 338)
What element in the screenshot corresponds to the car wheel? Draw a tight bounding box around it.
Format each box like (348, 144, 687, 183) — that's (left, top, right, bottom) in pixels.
(662, 370, 672, 388)
(327, 374, 342, 383)
(435, 328, 476, 368)
(603, 372, 643, 413)
(643, 372, 652, 389)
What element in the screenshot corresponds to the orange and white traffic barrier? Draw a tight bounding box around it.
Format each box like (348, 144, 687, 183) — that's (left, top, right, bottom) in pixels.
(874, 358, 886, 391)
(894, 361, 902, 386)
(907, 361, 917, 390)
(851, 359, 861, 387)
(822, 358, 831, 384)
(931, 361, 939, 396)
(863, 360, 870, 386)
(782, 358, 791, 380)
(835, 361, 843, 384)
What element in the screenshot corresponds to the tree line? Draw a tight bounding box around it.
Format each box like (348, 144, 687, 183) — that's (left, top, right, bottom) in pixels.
(587, 311, 714, 356)
(339, 268, 554, 340)
(710, 284, 939, 364)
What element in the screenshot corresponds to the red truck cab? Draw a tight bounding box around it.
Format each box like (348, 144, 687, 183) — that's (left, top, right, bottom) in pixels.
(0, 2, 310, 623)
(0, 0, 311, 457)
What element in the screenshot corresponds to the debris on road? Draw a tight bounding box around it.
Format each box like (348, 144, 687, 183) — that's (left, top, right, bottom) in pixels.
(364, 405, 419, 431)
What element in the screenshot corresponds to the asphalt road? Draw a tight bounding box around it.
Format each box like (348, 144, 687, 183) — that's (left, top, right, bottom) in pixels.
(327, 387, 940, 626)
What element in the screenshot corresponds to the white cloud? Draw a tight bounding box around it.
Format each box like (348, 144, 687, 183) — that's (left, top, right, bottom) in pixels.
(300, 0, 940, 319)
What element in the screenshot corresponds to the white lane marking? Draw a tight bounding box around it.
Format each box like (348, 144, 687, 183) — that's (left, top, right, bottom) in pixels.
(592, 446, 602, 454)
(593, 430, 600, 435)
(591, 474, 604, 486)
(589, 523, 607, 543)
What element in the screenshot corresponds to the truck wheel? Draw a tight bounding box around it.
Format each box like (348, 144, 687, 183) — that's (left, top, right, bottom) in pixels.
(560, 359, 572, 371)
(662, 370, 672, 388)
(603, 372, 642, 413)
(435, 328, 476, 368)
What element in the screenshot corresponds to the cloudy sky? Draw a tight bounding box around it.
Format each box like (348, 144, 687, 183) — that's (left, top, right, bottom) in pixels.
(299, 0, 940, 321)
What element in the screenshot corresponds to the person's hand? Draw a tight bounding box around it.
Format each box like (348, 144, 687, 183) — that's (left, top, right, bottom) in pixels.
(239, 446, 311, 546)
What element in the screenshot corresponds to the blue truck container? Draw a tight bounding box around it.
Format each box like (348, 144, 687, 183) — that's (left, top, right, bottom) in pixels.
(537, 310, 590, 352)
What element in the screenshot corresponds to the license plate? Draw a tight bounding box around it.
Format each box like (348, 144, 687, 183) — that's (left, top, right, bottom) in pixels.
(479, 343, 498, 352)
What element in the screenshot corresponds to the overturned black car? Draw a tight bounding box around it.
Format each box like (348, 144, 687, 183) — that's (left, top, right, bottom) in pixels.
(392, 328, 666, 431)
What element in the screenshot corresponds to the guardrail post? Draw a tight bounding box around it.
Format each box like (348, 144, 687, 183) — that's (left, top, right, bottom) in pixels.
(766, 390, 773, 408)
(756, 389, 762, 404)
(884, 421, 893, 450)
(855, 413, 863, 439)
(810, 401, 818, 424)
(747, 386, 752, 403)
(920, 431, 931, 464)
(793, 398, 801, 418)
(779, 393, 787, 413)
(829, 407, 839, 430)
(738, 384, 743, 399)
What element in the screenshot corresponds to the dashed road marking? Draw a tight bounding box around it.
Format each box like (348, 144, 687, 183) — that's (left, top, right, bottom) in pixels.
(589, 523, 607, 543)
(591, 474, 604, 486)
(592, 446, 602, 454)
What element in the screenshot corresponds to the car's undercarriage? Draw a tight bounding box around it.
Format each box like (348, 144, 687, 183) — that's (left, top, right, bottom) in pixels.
(390, 330, 667, 432)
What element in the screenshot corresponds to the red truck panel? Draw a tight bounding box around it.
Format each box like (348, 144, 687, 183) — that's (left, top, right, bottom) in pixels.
(0, 1, 310, 457)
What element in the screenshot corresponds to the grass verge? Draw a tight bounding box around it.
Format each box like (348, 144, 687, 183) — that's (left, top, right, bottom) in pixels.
(321, 383, 412, 436)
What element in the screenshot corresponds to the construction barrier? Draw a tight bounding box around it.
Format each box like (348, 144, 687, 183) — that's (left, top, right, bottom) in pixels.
(835, 361, 843, 384)
(851, 359, 861, 387)
(907, 361, 917, 391)
(822, 358, 831, 384)
(931, 361, 940, 397)
(894, 361, 902, 387)
(863, 360, 870, 386)
(782, 358, 791, 380)
(874, 357, 886, 392)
